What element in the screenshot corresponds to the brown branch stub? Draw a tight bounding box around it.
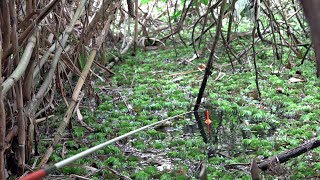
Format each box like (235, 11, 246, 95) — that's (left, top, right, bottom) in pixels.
(258, 139, 320, 171)
(127, 0, 135, 17)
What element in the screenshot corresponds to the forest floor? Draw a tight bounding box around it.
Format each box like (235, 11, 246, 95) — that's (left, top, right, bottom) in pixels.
(38, 42, 320, 179)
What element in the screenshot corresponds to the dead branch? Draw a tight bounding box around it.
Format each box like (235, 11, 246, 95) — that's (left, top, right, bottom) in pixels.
(39, 13, 115, 167)
(258, 139, 320, 171)
(0, 76, 5, 180)
(2, 0, 60, 61)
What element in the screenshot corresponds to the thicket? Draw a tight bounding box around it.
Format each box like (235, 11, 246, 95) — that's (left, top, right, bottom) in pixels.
(0, 0, 319, 179)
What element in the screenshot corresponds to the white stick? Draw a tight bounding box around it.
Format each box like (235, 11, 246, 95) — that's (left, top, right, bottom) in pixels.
(55, 111, 192, 168)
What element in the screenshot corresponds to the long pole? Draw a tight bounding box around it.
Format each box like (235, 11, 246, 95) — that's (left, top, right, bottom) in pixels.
(193, 0, 227, 143)
(20, 111, 192, 180)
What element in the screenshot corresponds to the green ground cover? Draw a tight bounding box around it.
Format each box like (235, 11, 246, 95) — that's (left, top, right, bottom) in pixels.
(42, 41, 319, 179)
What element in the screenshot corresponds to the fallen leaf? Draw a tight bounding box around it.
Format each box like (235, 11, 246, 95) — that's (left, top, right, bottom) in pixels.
(198, 64, 206, 71)
(171, 76, 184, 82)
(187, 53, 198, 62)
(76, 108, 83, 121)
(288, 77, 304, 83)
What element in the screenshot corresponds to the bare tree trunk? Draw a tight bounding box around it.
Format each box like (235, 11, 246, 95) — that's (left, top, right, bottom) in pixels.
(26, 0, 33, 15)
(26, 0, 88, 116)
(198, 0, 212, 48)
(101, 43, 107, 65)
(132, 0, 138, 56)
(23, 0, 37, 102)
(40, 13, 115, 167)
(226, 0, 236, 42)
(1, 35, 37, 95)
(0, 25, 6, 180)
(2, 0, 60, 61)
(0, 93, 5, 180)
(300, 0, 320, 77)
(166, 0, 177, 57)
(1, 0, 11, 78)
(15, 80, 25, 175)
(9, 0, 26, 174)
(23, 56, 35, 102)
(1, 0, 10, 49)
(84, 0, 113, 40)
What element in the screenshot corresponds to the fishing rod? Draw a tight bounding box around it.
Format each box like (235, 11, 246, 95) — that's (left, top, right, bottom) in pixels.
(19, 111, 193, 180)
(193, 0, 226, 144)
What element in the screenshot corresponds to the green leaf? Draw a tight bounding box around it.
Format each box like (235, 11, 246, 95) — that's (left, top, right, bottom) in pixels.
(201, 0, 208, 5)
(133, 171, 149, 180)
(160, 173, 172, 180)
(171, 10, 182, 20)
(144, 166, 157, 175)
(105, 157, 120, 166)
(79, 53, 86, 70)
(141, 0, 152, 4)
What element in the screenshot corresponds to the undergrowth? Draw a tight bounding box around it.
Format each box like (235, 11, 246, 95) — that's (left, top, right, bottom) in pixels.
(39, 38, 320, 179)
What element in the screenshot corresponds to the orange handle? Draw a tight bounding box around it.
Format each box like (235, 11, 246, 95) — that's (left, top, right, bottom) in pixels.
(19, 169, 47, 180)
(205, 110, 211, 136)
(205, 110, 210, 120)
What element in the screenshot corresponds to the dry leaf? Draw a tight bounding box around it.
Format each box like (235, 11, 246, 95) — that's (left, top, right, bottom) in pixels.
(76, 108, 83, 121)
(288, 77, 304, 83)
(187, 53, 198, 62)
(198, 64, 206, 71)
(171, 76, 184, 82)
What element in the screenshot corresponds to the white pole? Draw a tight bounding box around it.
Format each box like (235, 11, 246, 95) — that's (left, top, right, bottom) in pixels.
(55, 111, 192, 168)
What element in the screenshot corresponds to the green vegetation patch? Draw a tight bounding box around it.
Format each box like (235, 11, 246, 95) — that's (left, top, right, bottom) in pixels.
(45, 28, 319, 180)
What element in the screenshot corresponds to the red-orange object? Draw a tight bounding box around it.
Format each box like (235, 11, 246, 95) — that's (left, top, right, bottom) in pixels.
(20, 164, 57, 180)
(205, 110, 211, 136)
(20, 169, 47, 180)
